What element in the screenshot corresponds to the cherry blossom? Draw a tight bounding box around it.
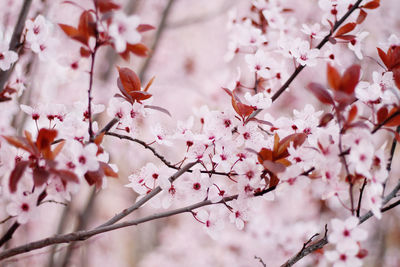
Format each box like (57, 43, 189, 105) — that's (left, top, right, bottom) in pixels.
(6, 192, 37, 224)
(289, 39, 320, 66)
(0, 43, 18, 71)
(108, 12, 141, 53)
(328, 216, 368, 251)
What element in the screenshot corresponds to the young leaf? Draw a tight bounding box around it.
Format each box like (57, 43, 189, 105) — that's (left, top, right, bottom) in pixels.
(117, 67, 141, 93)
(307, 83, 334, 105)
(363, 1, 380, 9)
(377, 106, 388, 124)
(9, 161, 29, 193)
(335, 23, 357, 37)
(356, 9, 367, 24)
(339, 64, 360, 94)
(327, 64, 341, 91)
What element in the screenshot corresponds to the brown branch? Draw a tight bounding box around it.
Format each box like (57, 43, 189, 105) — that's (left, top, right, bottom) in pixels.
(0, 0, 33, 93)
(280, 178, 400, 267)
(254, 255, 267, 267)
(280, 225, 328, 267)
(0, 222, 20, 248)
(0, 179, 276, 261)
(138, 0, 176, 81)
(105, 131, 232, 177)
(248, 0, 365, 120)
(98, 161, 198, 227)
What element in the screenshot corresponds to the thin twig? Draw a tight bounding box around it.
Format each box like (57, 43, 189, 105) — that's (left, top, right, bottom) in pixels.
(98, 161, 198, 227)
(105, 131, 232, 177)
(383, 126, 400, 194)
(356, 178, 367, 217)
(254, 255, 267, 267)
(280, 225, 328, 267)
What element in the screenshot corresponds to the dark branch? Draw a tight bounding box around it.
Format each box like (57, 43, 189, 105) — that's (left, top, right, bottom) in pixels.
(0, 0, 33, 93)
(0, 175, 276, 261)
(105, 131, 232, 177)
(249, 0, 365, 120)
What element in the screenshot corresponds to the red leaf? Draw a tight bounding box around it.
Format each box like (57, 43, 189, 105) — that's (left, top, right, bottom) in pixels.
(377, 48, 390, 69)
(356, 9, 367, 24)
(347, 105, 358, 123)
(377, 106, 388, 124)
(80, 47, 91, 57)
(327, 64, 341, 91)
(84, 170, 103, 188)
(117, 67, 141, 93)
(339, 64, 360, 94)
(393, 68, 400, 89)
(55, 169, 80, 184)
(127, 43, 150, 57)
(307, 83, 334, 105)
(262, 160, 286, 173)
(33, 167, 50, 187)
(335, 23, 357, 37)
(9, 161, 29, 193)
(36, 128, 58, 159)
(59, 24, 88, 45)
(129, 91, 152, 103)
(100, 162, 118, 178)
(258, 148, 273, 163)
(363, 1, 380, 9)
(277, 133, 307, 158)
(384, 107, 400, 127)
(2, 136, 32, 153)
(334, 35, 356, 41)
(137, 24, 155, 32)
(319, 113, 334, 127)
(78, 10, 96, 40)
(95, 0, 120, 13)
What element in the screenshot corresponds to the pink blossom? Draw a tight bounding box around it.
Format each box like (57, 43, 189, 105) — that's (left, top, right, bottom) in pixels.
(109, 12, 141, 53)
(0, 43, 18, 71)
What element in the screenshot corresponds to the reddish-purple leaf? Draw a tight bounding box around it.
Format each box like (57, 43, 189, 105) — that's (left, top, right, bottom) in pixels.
(377, 106, 388, 124)
(356, 9, 367, 24)
(335, 23, 357, 37)
(363, 1, 380, 9)
(327, 64, 341, 91)
(307, 83, 334, 105)
(137, 24, 155, 32)
(339, 64, 360, 94)
(9, 161, 29, 193)
(33, 167, 50, 187)
(319, 113, 334, 127)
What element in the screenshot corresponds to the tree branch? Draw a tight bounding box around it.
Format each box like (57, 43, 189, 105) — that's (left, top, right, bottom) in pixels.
(98, 161, 198, 227)
(105, 131, 233, 177)
(0, 0, 33, 93)
(249, 0, 365, 120)
(280, 225, 328, 267)
(0, 178, 276, 261)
